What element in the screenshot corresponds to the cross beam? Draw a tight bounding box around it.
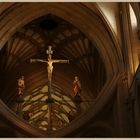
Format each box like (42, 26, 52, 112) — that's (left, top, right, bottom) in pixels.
(30, 45, 69, 132)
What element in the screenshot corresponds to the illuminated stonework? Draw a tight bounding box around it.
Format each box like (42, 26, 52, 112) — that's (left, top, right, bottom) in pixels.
(22, 84, 77, 131)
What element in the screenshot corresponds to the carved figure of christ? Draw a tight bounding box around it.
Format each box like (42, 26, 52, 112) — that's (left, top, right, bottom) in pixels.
(30, 46, 69, 131)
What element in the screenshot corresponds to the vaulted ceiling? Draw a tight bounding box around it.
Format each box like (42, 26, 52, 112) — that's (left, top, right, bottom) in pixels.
(0, 13, 106, 103)
(0, 2, 126, 137)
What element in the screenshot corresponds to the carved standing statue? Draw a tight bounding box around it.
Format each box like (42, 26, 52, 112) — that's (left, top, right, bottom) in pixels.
(73, 76, 81, 96)
(18, 76, 25, 95)
(16, 76, 25, 116)
(73, 76, 82, 103)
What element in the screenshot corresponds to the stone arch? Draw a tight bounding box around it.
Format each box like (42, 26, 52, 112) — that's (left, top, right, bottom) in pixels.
(0, 3, 122, 79)
(0, 3, 122, 137)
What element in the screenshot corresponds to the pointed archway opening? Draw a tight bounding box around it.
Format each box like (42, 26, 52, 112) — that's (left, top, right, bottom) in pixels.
(0, 13, 107, 133)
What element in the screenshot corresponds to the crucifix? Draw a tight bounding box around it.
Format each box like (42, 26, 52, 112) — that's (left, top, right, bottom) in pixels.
(30, 45, 69, 132)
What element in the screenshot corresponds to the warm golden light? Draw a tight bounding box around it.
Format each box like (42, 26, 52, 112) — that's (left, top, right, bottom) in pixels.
(22, 84, 77, 131)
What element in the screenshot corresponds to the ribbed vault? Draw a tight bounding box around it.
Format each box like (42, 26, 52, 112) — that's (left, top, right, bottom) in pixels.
(0, 3, 122, 137)
(0, 13, 106, 100)
(0, 13, 106, 132)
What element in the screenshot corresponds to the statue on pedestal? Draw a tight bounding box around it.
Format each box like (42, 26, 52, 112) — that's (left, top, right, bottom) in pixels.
(73, 76, 82, 103)
(16, 76, 25, 116)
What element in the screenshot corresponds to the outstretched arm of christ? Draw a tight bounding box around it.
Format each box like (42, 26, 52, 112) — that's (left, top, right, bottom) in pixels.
(30, 59, 48, 63)
(52, 60, 69, 64)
